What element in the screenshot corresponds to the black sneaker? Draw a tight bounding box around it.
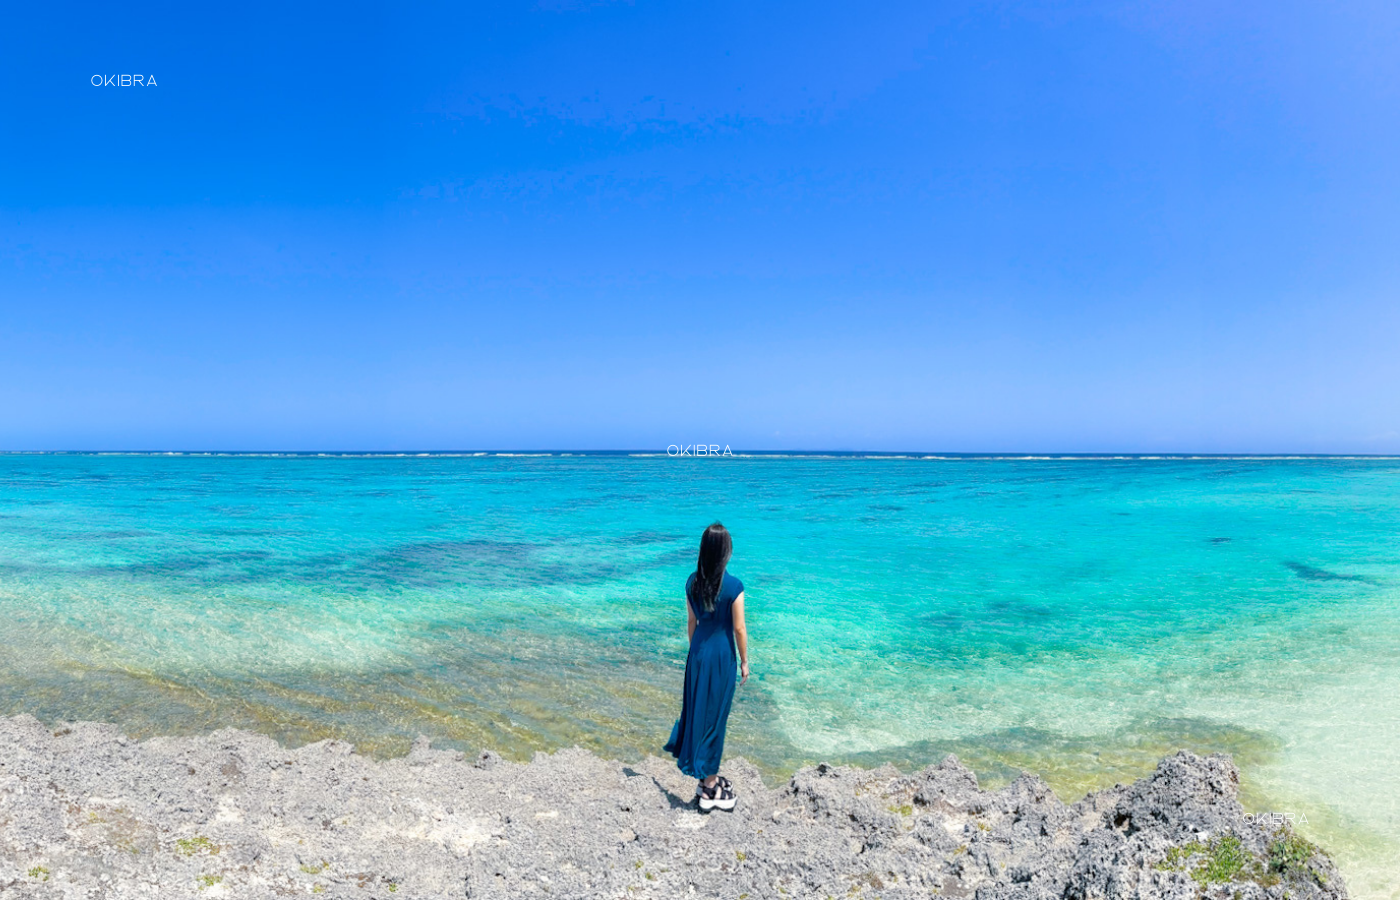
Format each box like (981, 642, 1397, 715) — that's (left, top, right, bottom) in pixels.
(698, 780, 736, 812)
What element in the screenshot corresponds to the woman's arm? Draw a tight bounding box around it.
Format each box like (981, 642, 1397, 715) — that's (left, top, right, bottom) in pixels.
(687, 597, 697, 641)
(732, 591, 749, 685)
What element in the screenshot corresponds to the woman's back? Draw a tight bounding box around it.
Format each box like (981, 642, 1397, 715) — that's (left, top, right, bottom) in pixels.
(687, 571, 743, 643)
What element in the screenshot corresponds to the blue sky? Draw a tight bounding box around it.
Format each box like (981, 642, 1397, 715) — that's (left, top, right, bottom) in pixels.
(2, 1, 1397, 452)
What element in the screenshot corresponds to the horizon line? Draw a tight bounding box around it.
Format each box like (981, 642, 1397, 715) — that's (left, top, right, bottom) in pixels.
(2, 450, 1399, 460)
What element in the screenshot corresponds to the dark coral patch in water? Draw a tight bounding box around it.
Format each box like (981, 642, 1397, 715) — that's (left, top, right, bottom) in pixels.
(1284, 561, 1367, 582)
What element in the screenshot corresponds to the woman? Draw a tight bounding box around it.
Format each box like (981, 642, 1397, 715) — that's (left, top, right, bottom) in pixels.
(664, 522, 749, 811)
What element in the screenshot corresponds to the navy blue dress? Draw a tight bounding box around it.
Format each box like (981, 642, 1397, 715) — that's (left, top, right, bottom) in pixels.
(665, 571, 743, 779)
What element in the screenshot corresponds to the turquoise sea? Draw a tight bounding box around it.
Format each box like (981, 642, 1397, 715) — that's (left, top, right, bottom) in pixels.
(1, 454, 1397, 896)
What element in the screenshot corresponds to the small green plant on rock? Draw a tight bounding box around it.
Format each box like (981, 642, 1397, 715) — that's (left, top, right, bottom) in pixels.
(176, 836, 220, 857)
(387, 884, 398, 893)
(300, 860, 328, 875)
(1195, 835, 1257, 884)
(1155, 841, 1205, 871)
(1154, 835, 1274, 886)
(1269, 832, 1318, 876)
(197, 874, 222, 890)
(1268, 830, 1329, 887)
(27, 866, 51, 881)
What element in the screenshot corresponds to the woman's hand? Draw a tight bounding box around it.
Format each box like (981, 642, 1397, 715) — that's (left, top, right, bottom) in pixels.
(740, 661, 749, 685)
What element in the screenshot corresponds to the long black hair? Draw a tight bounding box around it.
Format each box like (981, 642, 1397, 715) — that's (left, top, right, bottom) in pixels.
(690, 522, 732, 614)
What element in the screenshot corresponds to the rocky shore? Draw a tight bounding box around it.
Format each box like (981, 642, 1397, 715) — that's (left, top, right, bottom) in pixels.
(0, 715, 1347, 899)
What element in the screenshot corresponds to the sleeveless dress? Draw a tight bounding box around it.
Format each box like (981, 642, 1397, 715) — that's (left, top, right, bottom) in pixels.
(664, 571, 743, 779)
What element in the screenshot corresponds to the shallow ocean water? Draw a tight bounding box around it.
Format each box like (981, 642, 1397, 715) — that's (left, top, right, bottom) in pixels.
(1, 453, 1397, 896)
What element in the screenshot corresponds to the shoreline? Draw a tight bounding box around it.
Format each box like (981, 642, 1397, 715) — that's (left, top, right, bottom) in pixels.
(0, 715, 1347, 899)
